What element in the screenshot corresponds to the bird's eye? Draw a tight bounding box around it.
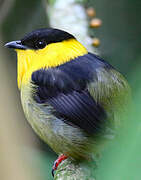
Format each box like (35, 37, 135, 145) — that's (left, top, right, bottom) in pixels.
(36, 41, 46, 49)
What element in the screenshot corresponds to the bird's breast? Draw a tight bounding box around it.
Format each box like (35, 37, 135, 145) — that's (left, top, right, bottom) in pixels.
(20, 83, 91, 159)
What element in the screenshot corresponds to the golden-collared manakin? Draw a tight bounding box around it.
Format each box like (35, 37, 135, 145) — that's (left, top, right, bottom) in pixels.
(5, 28, 130, 174)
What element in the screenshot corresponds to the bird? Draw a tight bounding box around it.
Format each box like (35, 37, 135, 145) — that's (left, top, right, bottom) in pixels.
(5, 28, 130, 176)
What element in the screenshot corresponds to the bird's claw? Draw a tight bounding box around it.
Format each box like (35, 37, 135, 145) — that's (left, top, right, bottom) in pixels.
(52, 154, 68, 177)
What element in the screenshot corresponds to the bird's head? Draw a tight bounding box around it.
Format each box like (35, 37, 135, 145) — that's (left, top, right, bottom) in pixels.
(5, 28, 87, 88)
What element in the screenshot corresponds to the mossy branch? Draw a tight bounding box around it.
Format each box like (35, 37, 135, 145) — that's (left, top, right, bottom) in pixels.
(54, 158, 96, 180)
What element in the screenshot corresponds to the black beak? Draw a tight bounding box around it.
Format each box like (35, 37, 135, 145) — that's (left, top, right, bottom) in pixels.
(5, 40, 27, 50)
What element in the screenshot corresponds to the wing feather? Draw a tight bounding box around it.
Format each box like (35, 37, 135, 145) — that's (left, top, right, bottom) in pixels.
(31, 53, 129, 135)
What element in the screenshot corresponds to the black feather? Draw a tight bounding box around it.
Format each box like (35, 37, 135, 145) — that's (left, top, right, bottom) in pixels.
(21, 28, 75, 50)
(31, 53, 110, 134)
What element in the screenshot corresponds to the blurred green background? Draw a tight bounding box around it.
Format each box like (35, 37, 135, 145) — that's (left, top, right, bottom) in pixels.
(0, 0, 141, 179)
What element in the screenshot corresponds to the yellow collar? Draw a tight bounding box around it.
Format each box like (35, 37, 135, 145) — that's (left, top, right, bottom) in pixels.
(16, 38, 88, 89)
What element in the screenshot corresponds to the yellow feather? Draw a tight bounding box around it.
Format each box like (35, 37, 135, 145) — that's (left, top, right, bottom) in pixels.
(16, 39, 87, 89)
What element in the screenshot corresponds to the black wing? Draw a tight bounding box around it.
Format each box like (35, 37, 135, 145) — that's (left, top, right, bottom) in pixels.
(31, 53, 110, 134)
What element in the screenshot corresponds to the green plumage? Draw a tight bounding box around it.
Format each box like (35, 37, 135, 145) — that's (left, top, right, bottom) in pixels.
(20, 53, 130, 160)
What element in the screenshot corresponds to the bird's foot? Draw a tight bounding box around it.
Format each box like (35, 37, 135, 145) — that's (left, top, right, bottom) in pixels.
(52, 154, 68, 177)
